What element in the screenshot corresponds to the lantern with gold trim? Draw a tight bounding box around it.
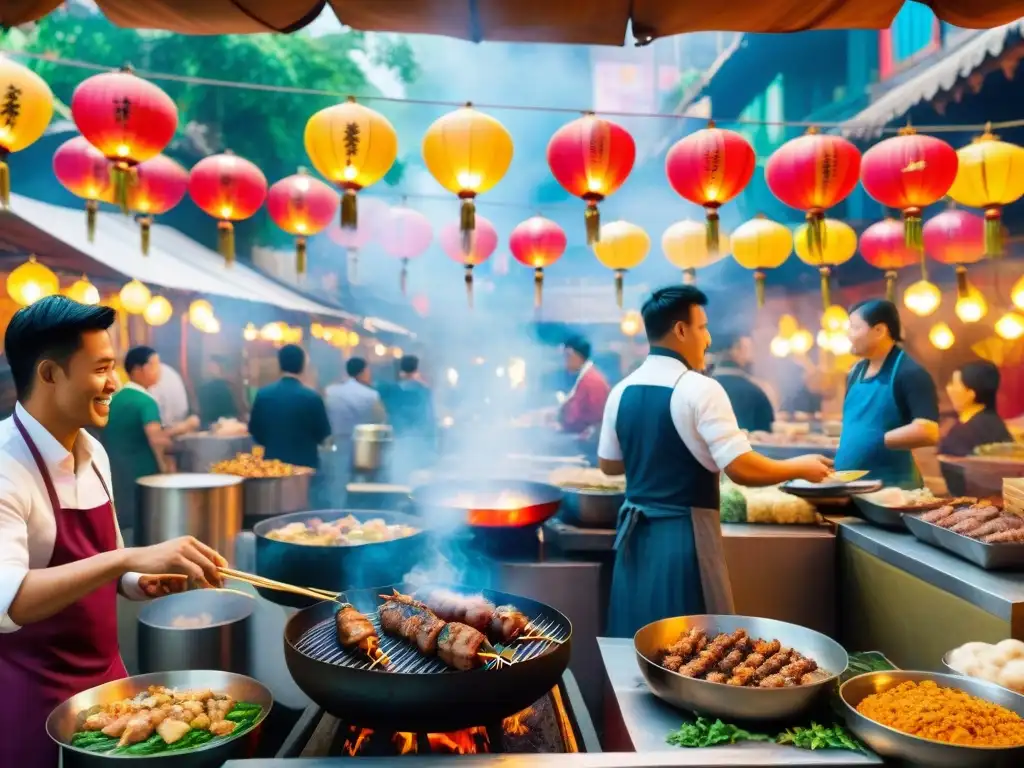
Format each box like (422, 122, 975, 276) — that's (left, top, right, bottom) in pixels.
(0, 56, 54, 208)
(661, 219, 729, 285)
(53, 136, 112, 241)
(304, 97, 397, 229)
(859, 218, 919, 301)
(439, 215, 497, 308)
(593, 220, 650, 308)
(547, 113, 635, 244)
(947, 125, 1024, 256)
(267, 168, 339, 275)
(794, 218, 857, 310)
(730, 215, 793, 307)
(125, 154, 188, 255)
(423, 104, 512, 249)
(188, 151, 267, 266)
(380, 205, 433, 295)
(509, 216, 566, 307)
(71, 66, 177, 212)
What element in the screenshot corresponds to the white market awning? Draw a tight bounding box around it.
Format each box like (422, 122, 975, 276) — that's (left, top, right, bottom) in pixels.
(4, 194, 358, 321)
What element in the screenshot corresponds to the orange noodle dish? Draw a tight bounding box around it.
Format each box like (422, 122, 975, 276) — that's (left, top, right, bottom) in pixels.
(855, 680, 1024, 747)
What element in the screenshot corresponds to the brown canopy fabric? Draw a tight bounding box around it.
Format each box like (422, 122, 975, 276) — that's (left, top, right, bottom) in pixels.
(3, 1, 1022, 44)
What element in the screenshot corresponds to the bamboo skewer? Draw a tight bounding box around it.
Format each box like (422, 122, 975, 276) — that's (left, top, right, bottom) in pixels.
(217, 567, 342, 604)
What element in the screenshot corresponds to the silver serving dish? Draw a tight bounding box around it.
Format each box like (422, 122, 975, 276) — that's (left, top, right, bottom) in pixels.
(558, 487, 623, 529)
(903, 512, 943, 546)
(780, 479, 882, 499)
(634, 614, 848, 721)
(840, 670, 1024, 767)
(47, 670, 272, 767)
(905, 515, 1024, 571)
(850, 496, 947, 531)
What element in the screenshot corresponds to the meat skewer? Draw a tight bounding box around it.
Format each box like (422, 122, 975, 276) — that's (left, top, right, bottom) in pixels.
(335, 604, 390, 670)
(422, 589, 549, 645)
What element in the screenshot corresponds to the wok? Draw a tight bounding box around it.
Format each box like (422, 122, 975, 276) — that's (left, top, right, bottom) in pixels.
(253, 509, 427, 608)
(47, 670, 272, 768)
(283, 583, 572, 731)
(410, 478, 563, 528)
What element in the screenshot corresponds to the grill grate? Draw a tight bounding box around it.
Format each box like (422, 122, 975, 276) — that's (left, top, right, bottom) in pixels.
(295, 605, 569, 674)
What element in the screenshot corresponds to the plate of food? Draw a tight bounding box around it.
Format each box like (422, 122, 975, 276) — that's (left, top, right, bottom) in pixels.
(851, 487, 949, 530)
(780, 475, 882, 498)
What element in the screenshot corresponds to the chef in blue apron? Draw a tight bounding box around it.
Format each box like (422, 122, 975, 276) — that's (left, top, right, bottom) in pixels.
(835, 300, 939, 490)
(599, 286, 835, 638)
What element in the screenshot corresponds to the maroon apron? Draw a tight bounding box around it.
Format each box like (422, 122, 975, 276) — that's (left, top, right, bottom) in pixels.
(0, 413, 128, 767)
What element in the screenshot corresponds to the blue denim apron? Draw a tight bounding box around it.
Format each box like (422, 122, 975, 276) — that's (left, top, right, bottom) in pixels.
(834, 349, 922, 490)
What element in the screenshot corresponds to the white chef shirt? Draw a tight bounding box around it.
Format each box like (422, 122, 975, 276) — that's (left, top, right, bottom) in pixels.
(149, 363, 190, 424)
(0, 403, 144, 633)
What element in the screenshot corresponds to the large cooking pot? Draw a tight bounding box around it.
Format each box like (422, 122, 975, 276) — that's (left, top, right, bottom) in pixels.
(352, 423, 393, 472)
(410, 478, 563, 529)
(252, 509, 427, 608)
(559, 487, 623, 529)
(239, 473, 312, 523)
(47, 670, 272, 768)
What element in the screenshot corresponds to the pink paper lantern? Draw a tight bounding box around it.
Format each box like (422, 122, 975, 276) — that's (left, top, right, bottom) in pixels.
(439, 215, 497, 308)
(379, 205, 433, 294)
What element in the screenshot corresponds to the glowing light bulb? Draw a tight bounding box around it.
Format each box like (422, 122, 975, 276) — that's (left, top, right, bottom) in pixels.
(1012, 275, 1024, 311)
(821, 305, 849, 333)
(828, 332, 852, 356)
(790, 329, 814, 355)
(929, 322, 955, 350)
(903, 280, 941, 317)
(243, 323, 258, 341)
(816, 330, 831, 352)
(995, 312, 1024, 341)
(620, 310, 642, 337)
(778, 314, 799, 338)
(374, 343, 386, 356)
(954, 287, 987, 324)
(770, 335, 791, 358)
(446, 368, 459, 386)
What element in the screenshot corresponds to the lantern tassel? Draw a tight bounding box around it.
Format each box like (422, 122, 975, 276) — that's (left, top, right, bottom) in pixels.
(465, 264, 474, 309)
(341, 190, 358, 229)
(885, 270, 897, 302)
(705, 206, 720, 256)
(139, 216, 152, 256)
(819, 266, 832, 311)
(111, 164, 132, 214)
(955, 265, 969, 298)
(984, 208, 1003, 257)
(614, 269, 625, 309)
(86, 199, 99, 242)
(807, 210, 825, 262)
(919, 248, 929, 282)
(754, 271, 766, 308)
(534, 267, 544, 308)
(218, 220, 235, 267)
(0, 154, 9, 209)
(904, 207, 923, 250)
(400, 258, 409, 296)
(683, 268, 696, 286)
(296, 236, 307, 276)
(585, 202, 600, 245)
(460, 198, 476, 253)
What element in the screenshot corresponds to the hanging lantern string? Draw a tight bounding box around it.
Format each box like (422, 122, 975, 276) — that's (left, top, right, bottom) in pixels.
(10, 50, 1024, 135)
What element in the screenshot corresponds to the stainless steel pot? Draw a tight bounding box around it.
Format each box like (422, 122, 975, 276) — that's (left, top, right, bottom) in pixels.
(241, 473, 312, 522)
(353, 423, 393, 472)
(138, 589, 255, 676)
(47, 670, 273, 768)
(136, 474, 244, 565)
(559, 488, 623, 529)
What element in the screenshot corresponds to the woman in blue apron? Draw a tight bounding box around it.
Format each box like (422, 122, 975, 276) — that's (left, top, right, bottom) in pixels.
(835, 300, 940, 490)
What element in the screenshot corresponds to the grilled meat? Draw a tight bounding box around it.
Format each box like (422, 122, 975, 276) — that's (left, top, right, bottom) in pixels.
(378, 594, 491, 670)
(753, 639, 781, 656)
(972, 515, 1024, 538)
(662, 654, 684, 673)
(335, 605, 376, 649)
(437, 622, 487, 671)
(753, 649, 792, 682)
(936, 505, 985, 529)
(950, 505, 1001, 534)
(920, 505, 955, 524)
(778, 657, 817, 681)
(425, 590, 531, 644)
(491, 604, 530, 643)
(983, 527, 1024, 543)
(717, 648, 747, 674)
(704, 671, 728, 684)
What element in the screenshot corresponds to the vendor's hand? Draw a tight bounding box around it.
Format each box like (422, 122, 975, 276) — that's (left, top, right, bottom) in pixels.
(184, 415, 201, 432)
(124, 536, 226, 588)
(138, 574, 189, 598)
(787, 454, 834, 483)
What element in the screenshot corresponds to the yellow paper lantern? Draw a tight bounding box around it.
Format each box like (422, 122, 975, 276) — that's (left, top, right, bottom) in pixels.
(198, 315, 221, 334)
(929, 322, 955, 350)
(593, 220, 650, 308)
(422, 103, 513, 245)
(778, 314, 799, 338)
(828, 332, 852, 356)
(794, 218, 857, 309)
(731, 216, 793, 307)
(661, 220, 729, 284)
(789, 329, 814, 355)
(954, 284, 987, 323)
(1012, 275, 1024, 311)
(143, 295, 173, 326)
(995, 312, 1024, 341)
(304, 97, 397, 228)
(0, 56, 54, 208)
(63, 275, 100, 305)
(188, 299, 214, 329)
(903, 279, 941, 317)
(260, 322, 285, 343)
(6, 255, 58, 306)
(770, 336, 791, 357)
(947, 127, 1024, 255)
(821, 305, 849, 333)
(348, 330, 360, 347)
(243, 322, 258, 341)
(620, 309, 643, 337)
(119, 280, 151, 315)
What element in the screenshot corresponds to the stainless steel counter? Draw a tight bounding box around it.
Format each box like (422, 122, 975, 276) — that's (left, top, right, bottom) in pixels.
(598, 638, 880, 766)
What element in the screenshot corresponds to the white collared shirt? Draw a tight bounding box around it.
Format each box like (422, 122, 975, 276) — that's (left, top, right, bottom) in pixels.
(0, 403, 144, 633)
(148, 364, 190, 424)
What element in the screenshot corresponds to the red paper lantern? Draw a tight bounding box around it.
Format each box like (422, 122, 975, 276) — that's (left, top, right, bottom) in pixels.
(509, 216, 566, 307)
(859, 219, 920, 300)
(923, 208, 986, 267)
(71, 67, 177, 212)
(765, 129, 861, 260)
(665, 121, 755, 254)
(267, 168, 339, 275)
(53, 136, 112, 242)
(125, 154, 187, 255)
(440, 215, 497, 307)
(860, 129, 958, 247)
(380, 206, 433, 295)
(547, 113, 635, 244)
(188, 151, 267, 266)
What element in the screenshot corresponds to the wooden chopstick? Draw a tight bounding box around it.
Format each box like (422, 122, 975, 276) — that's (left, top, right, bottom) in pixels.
(218, 567, 342, 604)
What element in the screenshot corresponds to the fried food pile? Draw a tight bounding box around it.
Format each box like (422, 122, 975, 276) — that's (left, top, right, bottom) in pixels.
(856, 680, 1024, 747)
(919, 498, 1024, 543)
(658, 628, 829, 688)
(266, 515, 419, 546)
(211, 447, 311, 478)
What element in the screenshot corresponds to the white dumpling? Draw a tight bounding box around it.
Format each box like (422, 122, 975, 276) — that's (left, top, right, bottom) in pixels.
(998, 659, 1024, 693)
(947, 647, 977, 673)
(995, 639, 1024, 660)
(978, 646, 1013, 669)
(956, 641, 994, 657)
(976, 664, 1004, 684)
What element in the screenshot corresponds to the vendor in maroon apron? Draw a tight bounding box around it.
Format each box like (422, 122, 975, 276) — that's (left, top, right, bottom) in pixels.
(0, 296, 227, 767)
(835, 300, 940, 490)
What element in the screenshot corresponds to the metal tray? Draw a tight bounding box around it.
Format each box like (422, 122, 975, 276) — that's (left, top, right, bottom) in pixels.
(780, 479, 882, 499)
(904, 515, 1024, 570)
(850, 496, 948, 531)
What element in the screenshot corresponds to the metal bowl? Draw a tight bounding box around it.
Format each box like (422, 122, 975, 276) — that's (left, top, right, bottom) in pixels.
(558, 487, 623, 529)
(840, 670, 1024, 767)
(633, 614, 848, 721)
(47, 670, 273, 767)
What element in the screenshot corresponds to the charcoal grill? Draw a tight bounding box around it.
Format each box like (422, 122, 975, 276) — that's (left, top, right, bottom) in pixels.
(283, 584, 572, 732)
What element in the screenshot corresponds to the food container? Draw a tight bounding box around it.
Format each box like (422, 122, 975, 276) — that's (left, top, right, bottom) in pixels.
(839, 670, 1024, 768)
(136, 474, 244, 565)
(240, 472, 312, 524)
(633, 614, 848, 722)
(850, 496, 947, 531)
(174, 433, 254, 473)
(558, 488, 622, 529)
(46, 670, 272, 768)
(780, 478, 882, 499)
(138, 589, 254, 676)
(352, 423, 393, 472)
(904, 515, 1024, 571)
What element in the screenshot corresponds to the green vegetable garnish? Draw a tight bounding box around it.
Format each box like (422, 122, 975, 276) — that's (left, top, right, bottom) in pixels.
(666, 717, 771, 748)
(777, 722, 864, 752)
